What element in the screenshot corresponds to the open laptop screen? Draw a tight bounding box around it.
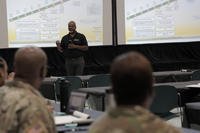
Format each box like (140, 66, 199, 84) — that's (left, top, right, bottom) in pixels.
(67, 91, 87, 114)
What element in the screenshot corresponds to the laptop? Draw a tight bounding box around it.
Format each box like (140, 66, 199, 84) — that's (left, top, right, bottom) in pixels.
(67, 91, 87, 114)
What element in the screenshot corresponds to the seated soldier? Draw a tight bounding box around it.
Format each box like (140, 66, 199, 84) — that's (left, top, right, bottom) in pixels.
(0, 47, 56, 133)
(0, 57, 8, 86)
(89, 51, 181, 133)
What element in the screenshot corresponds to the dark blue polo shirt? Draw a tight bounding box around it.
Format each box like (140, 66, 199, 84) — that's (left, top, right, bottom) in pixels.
(61, 32, 88, 58)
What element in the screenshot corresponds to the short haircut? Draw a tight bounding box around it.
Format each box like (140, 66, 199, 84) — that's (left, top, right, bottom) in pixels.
(0, 57, 7, 86)
(68, 21, 76, 27)
(0, 57, 6, 69)
(14, 47, 47, 79)
(110, 51, 153, 106)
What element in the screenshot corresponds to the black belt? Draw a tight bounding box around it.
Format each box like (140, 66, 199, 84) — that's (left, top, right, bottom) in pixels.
(67, 56, 83, 60)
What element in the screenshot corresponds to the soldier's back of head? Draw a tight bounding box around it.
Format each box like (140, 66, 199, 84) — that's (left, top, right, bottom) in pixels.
(110, 51, 153, 106)
(14, 46, 47, 89)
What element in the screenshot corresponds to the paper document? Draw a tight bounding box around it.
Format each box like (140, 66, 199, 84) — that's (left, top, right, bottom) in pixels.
(54, 111, 90, 125)
(73, 111, 90, 119)
(54, 115, 80, 125)
(186, 83, 200, 88)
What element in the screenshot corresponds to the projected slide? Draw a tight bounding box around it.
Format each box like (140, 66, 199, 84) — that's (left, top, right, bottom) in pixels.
(125, 0, 200, 44)
(7, 0, 102, 47)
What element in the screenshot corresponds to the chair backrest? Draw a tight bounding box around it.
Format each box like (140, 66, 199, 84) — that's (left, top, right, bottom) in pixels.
(88, 74, 111, 87)
(39, 78, 58, 101)
(184, 102, 200, 128)
(150, 85, 178, 117)
(191, 70, 200, 80)
(63, 76, 83, 91)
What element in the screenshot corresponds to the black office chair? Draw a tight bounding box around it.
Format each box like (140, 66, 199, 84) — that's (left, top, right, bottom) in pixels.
(87, 74, 111, 87)
(190, 70, 200, 102)
(150, 85, 180, 120)
(87, 74, 111, 111)
(39, 78, 58, 101)
(183, 102, 200, 128)
(63, 76, 83, 91)
(191, 70, 200, 80)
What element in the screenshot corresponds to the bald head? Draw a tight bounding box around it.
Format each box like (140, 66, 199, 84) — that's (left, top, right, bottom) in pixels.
(14, 47, 47, 88)
(68, 21, 76, 25)
(111, 52, 153, 106)
(68, 20, 76, 34)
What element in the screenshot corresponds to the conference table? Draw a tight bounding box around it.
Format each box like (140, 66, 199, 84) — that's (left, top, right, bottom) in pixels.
(77, 80, 200, 110)
(55, 109, 200, 133)
(154, 70, 193, 83)
(56, 109, 102, 133)
(53, 82, 200, 133)
(77, 70, 193, 81)
(76, 70, 193, 87)
(57, 124, 200, 133)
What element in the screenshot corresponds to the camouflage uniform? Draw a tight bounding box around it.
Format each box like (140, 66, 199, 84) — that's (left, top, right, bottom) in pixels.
(0, 80, 56, 133)
(89, 106, 181, 133)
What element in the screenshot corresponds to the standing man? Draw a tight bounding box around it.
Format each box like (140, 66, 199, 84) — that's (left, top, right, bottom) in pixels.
(56, 20, 88, 76)
(0, 47, 56, 133)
